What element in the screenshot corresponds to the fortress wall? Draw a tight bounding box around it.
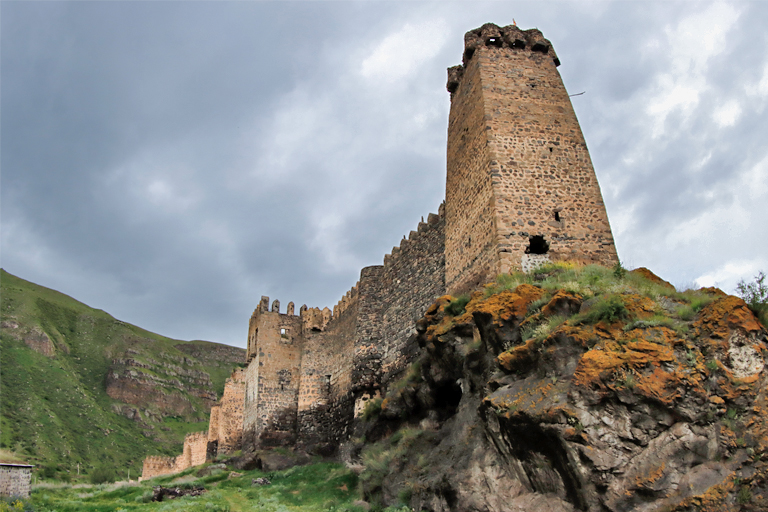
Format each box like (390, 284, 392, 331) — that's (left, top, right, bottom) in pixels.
(296, 293, 360, 451)
(445, 44, 503, 295)
(183, 431, 209, 469)
(140, 455, 178, 481)
(243, 307, 303, 451)
(217, 369, 245, 453)
(377, 212, 446, 384)
(208, 406, 220, 442)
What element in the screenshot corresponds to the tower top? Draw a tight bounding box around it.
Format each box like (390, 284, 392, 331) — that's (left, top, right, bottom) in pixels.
(447, 23, 560, 94)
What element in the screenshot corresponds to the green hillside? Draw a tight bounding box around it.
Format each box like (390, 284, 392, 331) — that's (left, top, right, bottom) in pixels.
(0, 269, 245, 482)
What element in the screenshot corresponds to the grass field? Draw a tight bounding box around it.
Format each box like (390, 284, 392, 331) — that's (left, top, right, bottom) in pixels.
(5, 461, 410, 512)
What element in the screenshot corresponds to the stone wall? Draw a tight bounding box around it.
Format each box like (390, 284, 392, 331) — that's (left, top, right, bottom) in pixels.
(140, 431, 210, 480)
(242, 210, 446, 455)
(212, 369, 245, 454)
(0, 464, 32, 498)
(445, 24, 617, 294)
(377, 211, 446, 383)
(140, 455, 177, 481)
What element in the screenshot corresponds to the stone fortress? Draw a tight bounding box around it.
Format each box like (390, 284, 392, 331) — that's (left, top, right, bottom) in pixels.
(142, 22, 618, 478)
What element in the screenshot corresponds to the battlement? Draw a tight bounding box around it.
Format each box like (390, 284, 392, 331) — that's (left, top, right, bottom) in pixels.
(383, 206, 444, 267)
(447, 24, 559, 95)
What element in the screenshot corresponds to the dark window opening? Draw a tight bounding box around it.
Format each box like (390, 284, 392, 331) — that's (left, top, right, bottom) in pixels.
(549, 147, 553, 153)
(532, 42, 549, 54)
(526, 235, 550, 255)
(554, 211, 560, 222)
(486, 37, 502, 47)
(464, 48, 475, 61)
(511, 39, 526, 49)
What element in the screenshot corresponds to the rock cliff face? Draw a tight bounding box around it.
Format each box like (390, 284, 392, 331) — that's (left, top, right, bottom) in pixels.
(351, 265, 768, 512)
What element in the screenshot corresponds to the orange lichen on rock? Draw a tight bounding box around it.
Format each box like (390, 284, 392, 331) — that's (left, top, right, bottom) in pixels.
(497, 336, 540, 372)
(631, 267, 675, 290)
(694, 296, 765, 339)
(465, 284, 545, 324)
(571, 325, 705, 406)
(668, 476, 735, 512)
(540, 290, 582, 317)
(620, 293, 658, 319)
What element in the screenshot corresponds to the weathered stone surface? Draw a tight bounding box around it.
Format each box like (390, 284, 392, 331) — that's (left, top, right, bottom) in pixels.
(352, 281, 767, 511)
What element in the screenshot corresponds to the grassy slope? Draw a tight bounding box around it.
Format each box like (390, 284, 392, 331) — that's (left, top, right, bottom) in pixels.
(0, 269, 244, 481)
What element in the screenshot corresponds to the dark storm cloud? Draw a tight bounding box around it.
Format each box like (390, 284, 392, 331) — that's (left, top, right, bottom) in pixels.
(2, 1, 766, 347)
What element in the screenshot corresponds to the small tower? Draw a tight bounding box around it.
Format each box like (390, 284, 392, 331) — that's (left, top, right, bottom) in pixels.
(243, 296, 302, 449)
(444, 23, 618, 294)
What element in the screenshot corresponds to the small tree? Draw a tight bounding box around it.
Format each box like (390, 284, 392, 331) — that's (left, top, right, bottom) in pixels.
(737, 271, 768, 326)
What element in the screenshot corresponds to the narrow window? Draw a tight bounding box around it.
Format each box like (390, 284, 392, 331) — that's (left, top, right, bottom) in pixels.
(554, 211, 560, 222)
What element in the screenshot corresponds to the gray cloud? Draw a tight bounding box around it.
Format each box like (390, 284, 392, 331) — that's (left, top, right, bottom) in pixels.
(2, 1, 766, 347)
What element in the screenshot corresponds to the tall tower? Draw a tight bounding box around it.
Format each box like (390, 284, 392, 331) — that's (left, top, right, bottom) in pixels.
(444, 24, 618, 295)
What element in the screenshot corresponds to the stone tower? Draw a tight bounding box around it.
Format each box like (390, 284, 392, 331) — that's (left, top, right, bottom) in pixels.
(444, 24, 618, 294)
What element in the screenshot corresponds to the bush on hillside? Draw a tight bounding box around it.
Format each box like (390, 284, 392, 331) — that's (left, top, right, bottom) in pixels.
(89, 465, 115, 484)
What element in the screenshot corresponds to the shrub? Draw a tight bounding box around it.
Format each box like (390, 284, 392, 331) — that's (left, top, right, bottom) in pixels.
(676, 305, 696, 321)
(445, 294, 471, 316)
(613, 261, 627, 280)
(89, 465, 115, 484)
(361, 397, 383, 421)
(737, 271, 768, 309)
(573, 295, 630, 325)
(738, 485, 752, 504)
(737, 271, 768, 327)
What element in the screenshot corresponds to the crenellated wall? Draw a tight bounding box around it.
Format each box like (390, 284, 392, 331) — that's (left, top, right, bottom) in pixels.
(242, 210, 446, 455)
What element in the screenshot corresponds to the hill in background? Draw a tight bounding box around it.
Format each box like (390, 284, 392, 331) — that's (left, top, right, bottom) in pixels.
(0, 269, 244, 481)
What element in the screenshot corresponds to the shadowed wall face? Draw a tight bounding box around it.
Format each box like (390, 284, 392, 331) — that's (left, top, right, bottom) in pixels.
(445, 24, 617, 294)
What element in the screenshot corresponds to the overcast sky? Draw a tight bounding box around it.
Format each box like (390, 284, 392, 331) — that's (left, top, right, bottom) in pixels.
(2, 1, 767, 348)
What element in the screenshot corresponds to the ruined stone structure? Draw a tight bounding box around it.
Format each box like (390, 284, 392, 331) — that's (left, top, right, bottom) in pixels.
(140, 431, 208, 481)
(207, 368, 245, 455)
(241, 24, 617, 455)
(0, 463, 33, 498)
(140, 369, 245, 480)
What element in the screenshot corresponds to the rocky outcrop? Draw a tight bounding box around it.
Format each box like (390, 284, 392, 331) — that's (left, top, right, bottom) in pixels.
(351, 268, 768, 511)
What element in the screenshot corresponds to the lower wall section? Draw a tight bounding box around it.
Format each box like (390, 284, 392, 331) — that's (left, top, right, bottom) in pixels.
(139, 431, 210, 481)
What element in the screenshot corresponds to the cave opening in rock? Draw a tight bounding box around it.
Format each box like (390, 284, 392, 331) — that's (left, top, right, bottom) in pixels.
(434, 381, 463, 420)
(526, 235, 550, 255)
